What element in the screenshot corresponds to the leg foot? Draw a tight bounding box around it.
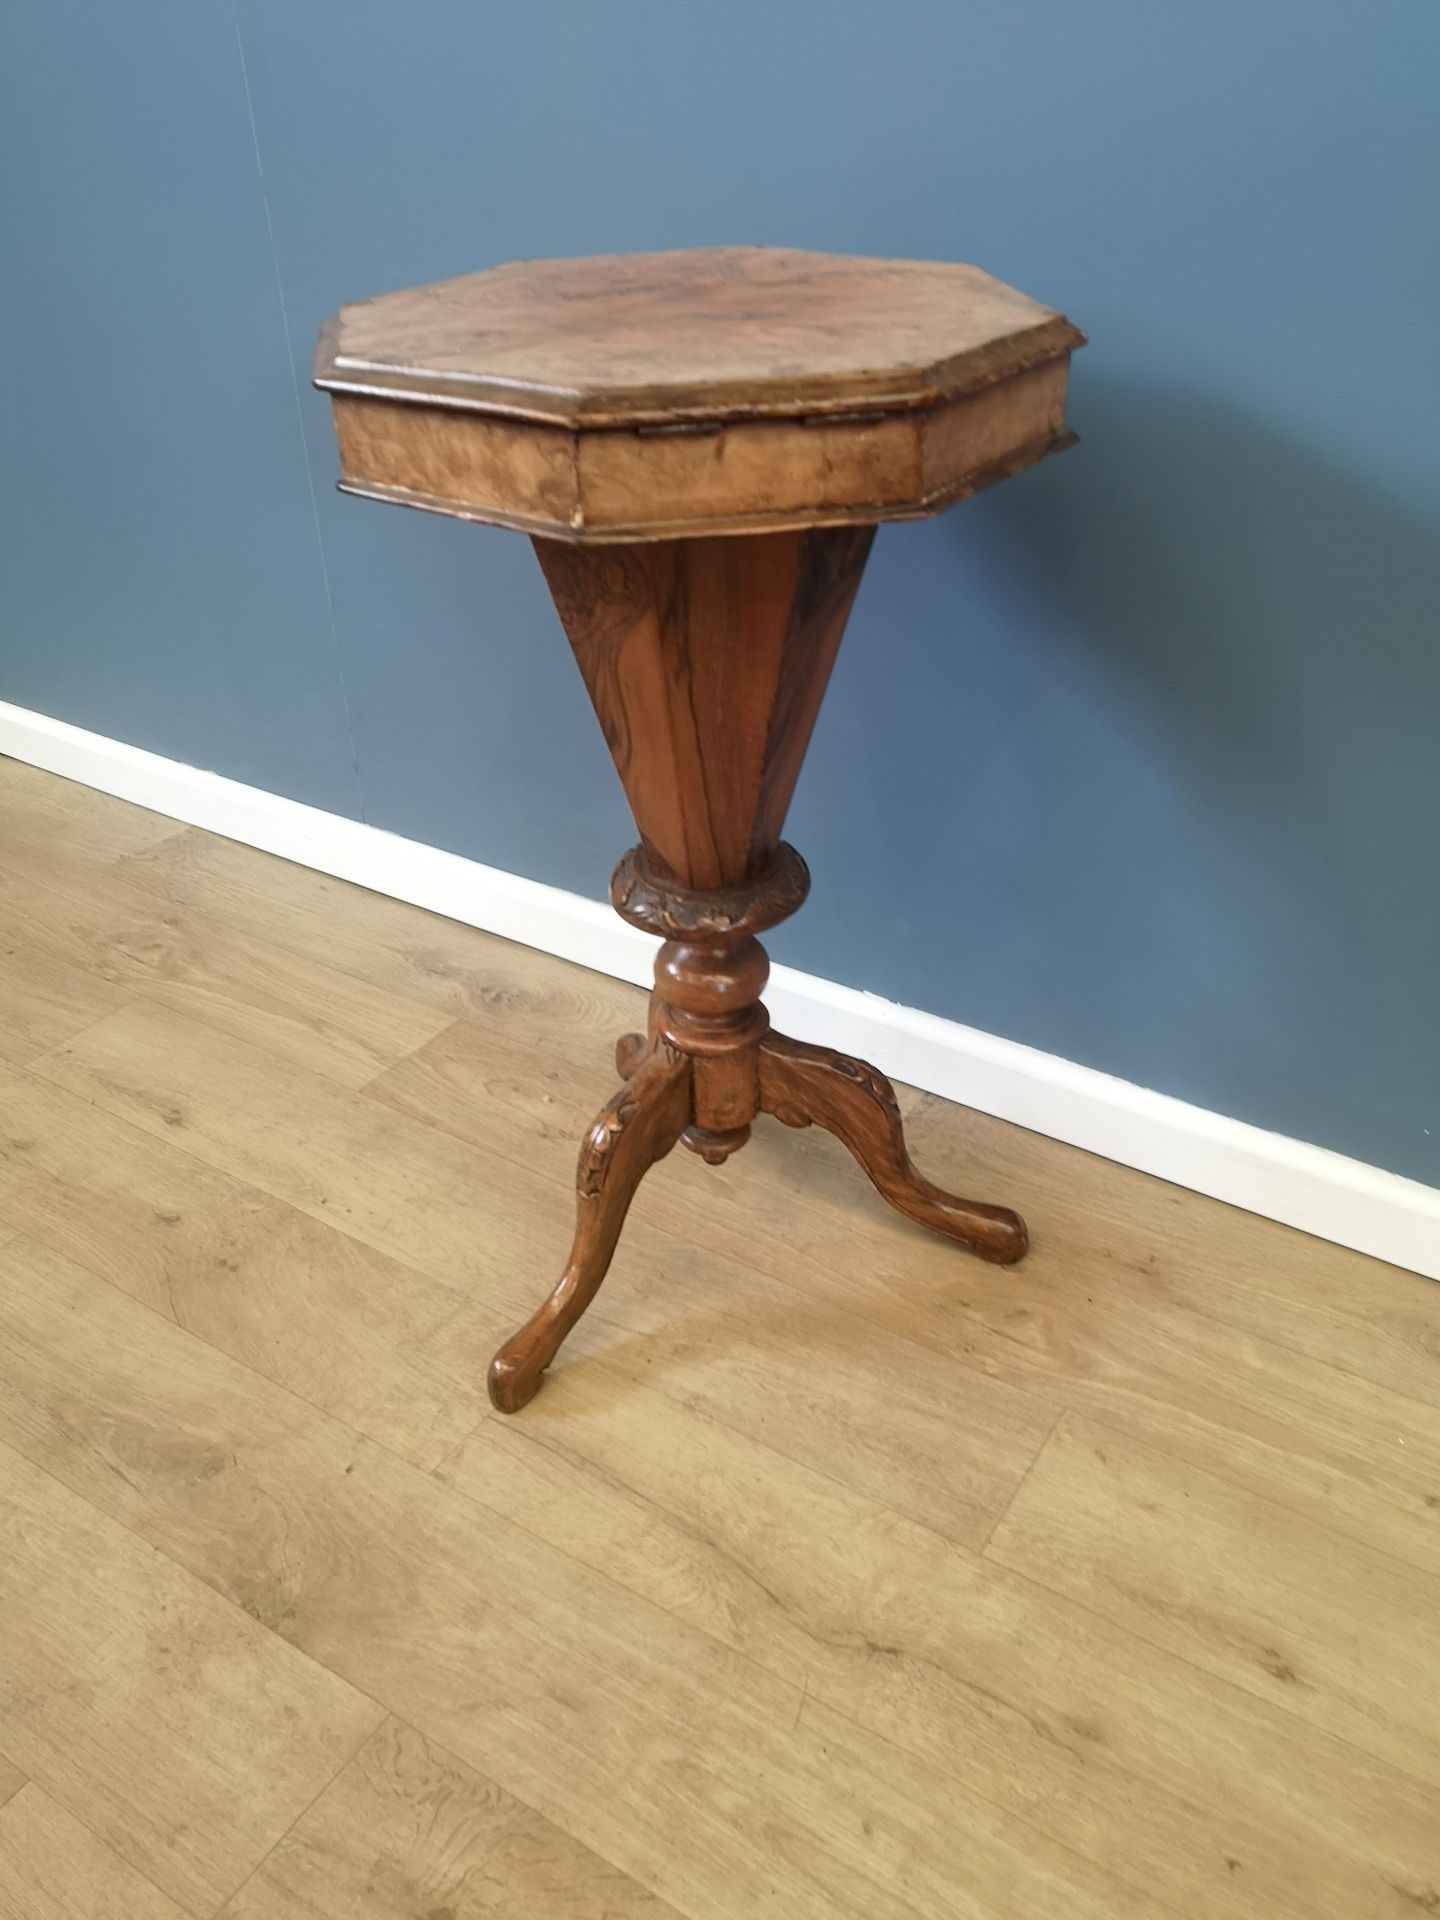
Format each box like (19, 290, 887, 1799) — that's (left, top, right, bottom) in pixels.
(488, 1048, 691, 1411)
(758, 1032, 1028, 1264)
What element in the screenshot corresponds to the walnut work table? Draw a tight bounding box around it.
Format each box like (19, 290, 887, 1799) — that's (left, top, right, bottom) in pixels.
(314, 247, 1085, 1412)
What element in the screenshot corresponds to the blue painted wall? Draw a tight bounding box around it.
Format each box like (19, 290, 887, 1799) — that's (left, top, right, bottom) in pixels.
(2, 1, 1436, 1185)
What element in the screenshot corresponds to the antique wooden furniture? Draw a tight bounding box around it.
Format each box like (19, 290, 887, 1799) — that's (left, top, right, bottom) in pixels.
(314, 248, 1084, 1412)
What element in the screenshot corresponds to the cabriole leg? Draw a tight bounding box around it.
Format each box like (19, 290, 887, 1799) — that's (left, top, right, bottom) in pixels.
(487, 1047, 692, 1412)
(758, 1030, 1028, 1264)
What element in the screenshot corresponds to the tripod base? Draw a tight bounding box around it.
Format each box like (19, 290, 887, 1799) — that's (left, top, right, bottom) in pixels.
(487, 1014, 1027, 1414)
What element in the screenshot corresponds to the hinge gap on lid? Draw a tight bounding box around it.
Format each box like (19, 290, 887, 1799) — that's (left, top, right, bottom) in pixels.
(633, 419, 726, 438)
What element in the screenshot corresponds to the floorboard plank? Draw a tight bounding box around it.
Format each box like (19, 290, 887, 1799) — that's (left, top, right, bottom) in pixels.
(115, 826, 646, 1074)
(0, 936, 134, 1068)
(433, 1361, 1440, 1920)
(5, 1232, 1437, 1920)
(0, 759, 184, 864)
(901, 1083, 1440, 1406)
(0, 1233, 1174, 1920)
(0, 1075, 487, 1470)
(985, 1414, 1440, 1789)
(219, 1717, 681, 1919)
(0, 849, 449, 1087)
(0, 1432, 380, 1915)
(0, 1783, 189, 1920)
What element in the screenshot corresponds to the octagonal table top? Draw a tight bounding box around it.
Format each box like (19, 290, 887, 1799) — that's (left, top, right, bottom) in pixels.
(314, 246, 1082, 427)
(314, 247, 1084, 542)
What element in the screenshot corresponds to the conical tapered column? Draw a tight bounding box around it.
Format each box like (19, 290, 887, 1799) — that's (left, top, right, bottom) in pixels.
(534, 525, 875, 886)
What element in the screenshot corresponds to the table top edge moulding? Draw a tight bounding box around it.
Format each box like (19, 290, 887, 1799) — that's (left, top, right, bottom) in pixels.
(313, 245, 1085, 544)
(314, 245, 1084, 1412)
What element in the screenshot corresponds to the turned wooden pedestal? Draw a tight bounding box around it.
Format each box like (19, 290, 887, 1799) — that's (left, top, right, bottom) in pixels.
(315, 247, 1084, 1412)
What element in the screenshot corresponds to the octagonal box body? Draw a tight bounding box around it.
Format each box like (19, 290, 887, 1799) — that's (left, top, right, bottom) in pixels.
(313, 248, 1085, 544)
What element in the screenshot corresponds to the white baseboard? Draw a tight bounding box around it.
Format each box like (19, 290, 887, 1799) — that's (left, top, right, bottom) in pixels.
(2, 695, 1436, 1281)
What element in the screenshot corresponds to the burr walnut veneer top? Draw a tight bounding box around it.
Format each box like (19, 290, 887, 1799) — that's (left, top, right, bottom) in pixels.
(314, 247, 1084, 542)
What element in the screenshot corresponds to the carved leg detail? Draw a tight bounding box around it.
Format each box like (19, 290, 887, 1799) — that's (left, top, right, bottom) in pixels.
(488, 1049, 692, 1412)
(758, 1032, 1028, 1265)
(615, 1031, 647, 1079)
(615, 984, 669, 1080)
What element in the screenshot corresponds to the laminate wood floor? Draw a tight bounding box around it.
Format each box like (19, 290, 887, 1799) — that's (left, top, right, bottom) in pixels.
(0, 753, 1437, 1919)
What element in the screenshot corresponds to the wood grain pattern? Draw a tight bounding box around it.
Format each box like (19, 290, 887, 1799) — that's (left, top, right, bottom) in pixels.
(315, 248, 1082, 539)
(985, 1415, 1440, 1787)
(0, 1075, 489, 1469)
(0, 843, 449, 1087)
(0, 936, 133, 1067)
(5, 761, 1440, 1920)
(440, 1368, 1440, 1920)
(332, 393, 579, 532)
(573, 406, 918, 536)
(0, 1407, 380, 1914)
(316, 247, 1081, 425)
(111, 825, 648, 1074)
(538, 528, 872, 886)
(0, 1234, 1163, 1920)
(219, 1717, 679, 1919)
(764, 1072, 1440, 1413)
(0, 1784, 189, 1920)
(329, 360, 1073, 541)
(0, 757, 182, 862)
